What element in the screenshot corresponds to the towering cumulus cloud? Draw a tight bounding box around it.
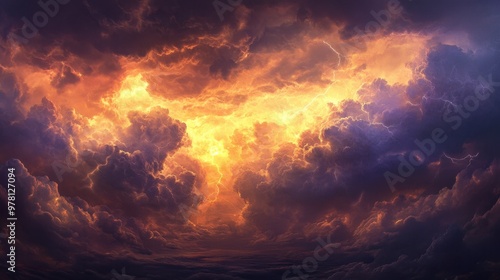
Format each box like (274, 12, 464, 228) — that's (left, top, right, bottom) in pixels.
(0, 0, 500, 279)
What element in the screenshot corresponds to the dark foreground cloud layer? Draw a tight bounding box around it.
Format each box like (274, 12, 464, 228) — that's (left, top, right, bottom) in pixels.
(1, 0, 500, 279)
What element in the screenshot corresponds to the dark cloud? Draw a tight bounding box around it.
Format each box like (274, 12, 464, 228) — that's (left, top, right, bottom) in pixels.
(0, 96, 74, 177)
(231, 37, 500, 277)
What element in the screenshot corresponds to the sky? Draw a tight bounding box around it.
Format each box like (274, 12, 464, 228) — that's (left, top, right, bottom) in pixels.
(1, 0, 500, 279)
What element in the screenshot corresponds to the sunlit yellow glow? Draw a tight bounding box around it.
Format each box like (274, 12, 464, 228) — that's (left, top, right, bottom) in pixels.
(9, 31, 429, 226)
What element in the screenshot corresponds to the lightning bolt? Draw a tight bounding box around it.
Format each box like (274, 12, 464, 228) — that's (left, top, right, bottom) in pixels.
(422, 95, 458, 107)
(443, 152, 479, 168)
(372, 121, 395, 136)
(322, 40, 342, 68)
(289, 41, 344, 121)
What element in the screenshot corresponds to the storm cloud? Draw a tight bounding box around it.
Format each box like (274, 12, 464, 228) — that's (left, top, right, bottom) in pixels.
(1, 0, 500, 279)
